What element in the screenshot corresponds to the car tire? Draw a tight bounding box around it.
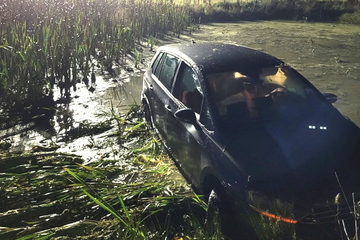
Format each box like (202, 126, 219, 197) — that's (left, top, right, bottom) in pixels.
(205, 187, 236, 239)
(142, 102, 153, 128)
(205, 187, 258, 240)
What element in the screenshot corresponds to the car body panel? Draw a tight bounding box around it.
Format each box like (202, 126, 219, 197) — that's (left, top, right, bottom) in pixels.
(141, 43, 360, 238)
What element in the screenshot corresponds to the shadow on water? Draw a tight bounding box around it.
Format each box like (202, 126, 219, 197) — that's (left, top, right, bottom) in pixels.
(0, 67, 144, 153)
(103, 75, 144, 110)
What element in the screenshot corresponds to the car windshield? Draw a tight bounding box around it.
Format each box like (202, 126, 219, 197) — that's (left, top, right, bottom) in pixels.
(206, 66, 325, 131)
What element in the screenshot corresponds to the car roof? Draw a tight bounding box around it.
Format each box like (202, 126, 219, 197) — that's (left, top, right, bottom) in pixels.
(159, 43, 284, 75)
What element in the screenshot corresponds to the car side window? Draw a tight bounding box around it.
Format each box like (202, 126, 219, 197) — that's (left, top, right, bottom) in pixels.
(157, 53, 179, 91)
(151, 52, 163, 75)
(175, 64, 203, 114)
(200, 102, 215, 131)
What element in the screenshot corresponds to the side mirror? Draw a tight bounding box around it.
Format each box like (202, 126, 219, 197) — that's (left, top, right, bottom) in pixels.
(322, 93, 337, 104)
(174, 108, 196, 124)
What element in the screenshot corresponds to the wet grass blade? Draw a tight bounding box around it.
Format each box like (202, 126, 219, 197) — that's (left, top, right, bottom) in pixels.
(125, 122, 144, 132)
(76, 163, 105, 176)
(16, 231, 54, 240)
(64, 167, 128, 227)
(81, 188, 128, 227)
(193, 192, 208, 211)
(117, 192, 131, 223)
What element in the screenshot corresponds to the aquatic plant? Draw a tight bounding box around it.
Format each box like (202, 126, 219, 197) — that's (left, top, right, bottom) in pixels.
(147, 37, 157, 52)
(187, 0, 360, 23)
(0, 0, 192, 119)
(0, 139, 194, 239)
(134, 48, 141, 69)
(0, 104, 223, 239)
(340, 11, 360, 24)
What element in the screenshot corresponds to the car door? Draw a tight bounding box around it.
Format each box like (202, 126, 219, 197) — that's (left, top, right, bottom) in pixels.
(147, 52, 180, 139)
(164, 62, 207, 186)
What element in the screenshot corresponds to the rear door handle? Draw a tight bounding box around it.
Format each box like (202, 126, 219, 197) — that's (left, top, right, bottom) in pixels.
(149, 84, 153, 90)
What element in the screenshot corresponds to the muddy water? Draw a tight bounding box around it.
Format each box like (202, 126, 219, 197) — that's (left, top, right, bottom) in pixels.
(104, 75, 144, 108)
(186, 21, 360, 126)
(0, 58, 150, 157)
(2, 20, 359, 156)
(74, 21, 360, 128)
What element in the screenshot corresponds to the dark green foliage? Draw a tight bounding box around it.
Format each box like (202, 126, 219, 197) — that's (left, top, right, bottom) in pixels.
(0, 0, 191, 120)
(0, 109, 212, 240)
(340, 11, 360, 24)
(189, 0, 360, 23)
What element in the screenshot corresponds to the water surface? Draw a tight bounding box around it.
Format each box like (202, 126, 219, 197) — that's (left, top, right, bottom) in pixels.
(188, 21, 360, 126)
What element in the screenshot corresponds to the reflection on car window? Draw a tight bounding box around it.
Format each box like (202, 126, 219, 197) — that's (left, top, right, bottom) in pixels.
(207, 71, 266, 119)
(158, 54, 179, 91)
(200, 102, 214, 131)
(206, 66, 320, 124)
(259, 67, 307, 97)
(175, 64, 203, 114)
(152, 52, 163, 75)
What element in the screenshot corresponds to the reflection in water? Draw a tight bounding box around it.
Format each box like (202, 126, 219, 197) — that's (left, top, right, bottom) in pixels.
(0, 71, 145, 155)
(55, 104, 74, 142)
(104, 75, 144, 111)
(53, 74, 145, 142)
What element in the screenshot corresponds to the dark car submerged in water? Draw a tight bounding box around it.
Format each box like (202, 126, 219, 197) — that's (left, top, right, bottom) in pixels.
(141, 43, 360, 239)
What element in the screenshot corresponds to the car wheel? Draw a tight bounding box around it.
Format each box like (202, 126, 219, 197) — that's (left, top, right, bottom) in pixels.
(205, 187, 258, 240)
(142, 102, 153, 128)
(205, 187, 237, 239)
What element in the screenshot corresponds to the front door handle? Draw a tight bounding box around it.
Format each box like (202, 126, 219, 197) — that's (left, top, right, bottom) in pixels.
(165, 105, 171, 111)
(149, 84, 154, 90)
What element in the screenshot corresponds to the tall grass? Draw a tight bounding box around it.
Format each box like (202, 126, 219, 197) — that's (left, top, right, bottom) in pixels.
(0, 0, 191, 119)
(340, 11, 360, 24)
(0, 106, 217, 239)
(186, 0, 360, 23)
(1, 0, 358, 124)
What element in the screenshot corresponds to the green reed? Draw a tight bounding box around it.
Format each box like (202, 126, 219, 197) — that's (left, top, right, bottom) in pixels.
(0, 0, 192, 115)
(0, 106, 216, 239)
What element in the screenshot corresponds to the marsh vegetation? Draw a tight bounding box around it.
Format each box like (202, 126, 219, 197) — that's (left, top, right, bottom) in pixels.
(1, 0, 360, 239)
(0, 0, 359, 126)
(0, 0, 191, 127)
(0, 106, 213, 240)
(187, 0, 360, 23)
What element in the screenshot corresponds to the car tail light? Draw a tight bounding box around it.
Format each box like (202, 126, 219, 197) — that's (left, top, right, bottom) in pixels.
(250, 205, 298, 224)
(247, 190, 298, 224)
